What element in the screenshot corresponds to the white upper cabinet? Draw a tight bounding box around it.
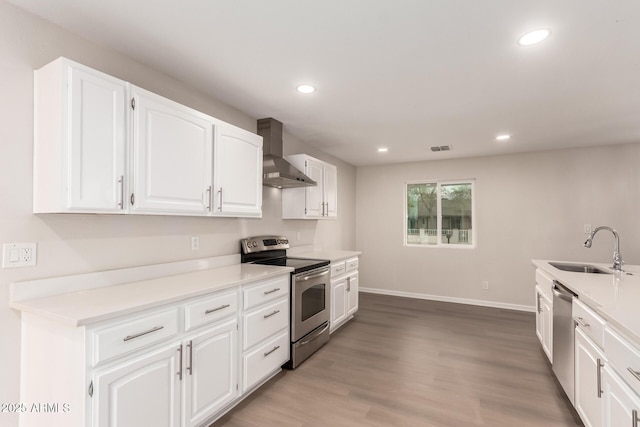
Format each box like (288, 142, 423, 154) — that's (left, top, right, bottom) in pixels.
(34, 58, 127, 213)
(213, 124, 262, 217)
(282, 154, 338, 219)
(130, 86, 213, 215)
(33, 57, 262, 218)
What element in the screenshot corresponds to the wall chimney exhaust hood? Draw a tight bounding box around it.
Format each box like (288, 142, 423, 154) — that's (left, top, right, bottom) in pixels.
(258, 118, 317, 189)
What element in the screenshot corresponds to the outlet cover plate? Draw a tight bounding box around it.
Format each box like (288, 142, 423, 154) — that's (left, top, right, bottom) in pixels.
(3, 243, 37, 268)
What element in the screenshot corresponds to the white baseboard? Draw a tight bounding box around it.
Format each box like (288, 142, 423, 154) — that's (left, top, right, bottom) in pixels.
(359, 287, 536, 313)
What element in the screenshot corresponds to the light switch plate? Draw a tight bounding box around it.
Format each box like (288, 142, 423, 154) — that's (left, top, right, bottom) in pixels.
(3, 243, 37, 268)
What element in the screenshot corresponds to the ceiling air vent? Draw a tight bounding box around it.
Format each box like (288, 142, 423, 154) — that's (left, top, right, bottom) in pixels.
(430, 145, 451, 152)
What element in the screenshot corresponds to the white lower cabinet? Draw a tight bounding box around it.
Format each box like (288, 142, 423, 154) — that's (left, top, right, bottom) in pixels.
(602, 365, 640, 427)
(535, 284, 553, 363)
(241, 279, 290, 393)
(330, 277, 347, 330)
(183, 318, 238, 427)
(329, 257, 359, 333)
(19, 272, 290, 427)
(93, 343, 182, 427)
(575, 327, 605, 427)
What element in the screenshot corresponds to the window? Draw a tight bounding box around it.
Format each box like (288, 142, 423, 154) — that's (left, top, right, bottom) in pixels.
(405, 180, 475, 247)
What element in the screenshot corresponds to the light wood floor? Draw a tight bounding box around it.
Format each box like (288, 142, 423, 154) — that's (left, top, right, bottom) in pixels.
(212, 293, 583, 427)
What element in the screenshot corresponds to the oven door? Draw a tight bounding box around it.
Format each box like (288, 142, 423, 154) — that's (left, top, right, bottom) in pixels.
(292, 267, 330, 342)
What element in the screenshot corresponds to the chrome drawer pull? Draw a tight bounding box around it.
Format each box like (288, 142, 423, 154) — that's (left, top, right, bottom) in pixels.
(205, 304, 230, 315)
(123, 325, 164, 342)
(628, 367, 640, 383)
(633, 409, 640, 427)
(576, 317, 591, 328)
(264, 345, 280, 357)
(264, 288, 281, 295)
(597, 358, 604, 398)
(264, 310, 280, 319)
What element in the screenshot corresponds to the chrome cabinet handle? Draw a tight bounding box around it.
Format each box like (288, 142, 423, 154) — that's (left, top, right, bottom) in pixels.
(633, 409, 639, 427)
(263, 345, 280, 357)
(186, 340, 193, 376)
(628, 367, 640, 383)
(206, 186, 212, 211)
(347, 276, 351, 292)
(218, 187, 223, 212)
(597, 358, 604, 398)
(118, 175, 124, 209)
(264, 310, 280, 319)
(576, 317, 591, 328)
(123, 325, 164, 342)
(177, 345, 183, 380)
(325, 202, 329, 216)
(536, 293, 542, 314)
(205, 304, 230, 315)
(264, 288, 280, 295)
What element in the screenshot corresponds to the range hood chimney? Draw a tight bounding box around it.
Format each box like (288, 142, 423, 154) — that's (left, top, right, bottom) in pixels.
(258, 118, 317, 189)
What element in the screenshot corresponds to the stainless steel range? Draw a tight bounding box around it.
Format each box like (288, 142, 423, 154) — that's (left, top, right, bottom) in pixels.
(240, 236, 330, 369)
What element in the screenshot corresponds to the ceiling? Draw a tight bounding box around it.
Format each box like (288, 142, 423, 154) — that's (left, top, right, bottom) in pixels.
(9, 0, 640, 166)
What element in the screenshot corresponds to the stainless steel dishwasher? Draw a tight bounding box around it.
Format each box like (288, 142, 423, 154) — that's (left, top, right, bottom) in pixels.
(552, 280, 577, 404)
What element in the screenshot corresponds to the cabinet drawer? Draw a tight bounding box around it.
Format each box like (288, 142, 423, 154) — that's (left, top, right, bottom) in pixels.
(243, 298, 289, 350)
(573, 298, 605, 349)
(535, 269, 553, 298)
(91, 308, 179, 366)
(331, 262, 347, 277)
(605, 327, 640, 396)
(243, 276, 289, 310)
(243, 330, 289, 392)
(345, 257, 358, 272)
(184, 290, 238, 332)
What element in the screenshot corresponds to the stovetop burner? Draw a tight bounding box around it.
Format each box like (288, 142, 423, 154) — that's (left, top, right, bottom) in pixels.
(240, 236, 329, 274)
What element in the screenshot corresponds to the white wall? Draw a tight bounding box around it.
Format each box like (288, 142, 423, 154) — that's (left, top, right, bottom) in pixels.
(356, 143, 640, 308)
(0, 2, 355, 424)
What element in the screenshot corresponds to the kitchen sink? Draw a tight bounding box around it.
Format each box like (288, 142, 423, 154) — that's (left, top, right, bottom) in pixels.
(549, 262, 612, 274)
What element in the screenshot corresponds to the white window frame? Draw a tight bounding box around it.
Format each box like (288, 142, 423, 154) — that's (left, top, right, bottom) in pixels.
(404, 179, 477, 249)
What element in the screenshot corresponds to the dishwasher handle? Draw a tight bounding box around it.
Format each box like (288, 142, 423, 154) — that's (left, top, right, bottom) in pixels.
(552, 280, 577, 302)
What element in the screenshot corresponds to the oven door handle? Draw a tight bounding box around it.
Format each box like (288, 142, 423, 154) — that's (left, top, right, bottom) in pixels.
(298, 323, 330, 346)
(296, 269, 329, 282)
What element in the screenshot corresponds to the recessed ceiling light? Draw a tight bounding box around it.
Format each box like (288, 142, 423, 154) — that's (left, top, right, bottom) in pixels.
(377, 147, 388, 153)
(496, 134, 511, 141)
(296, 84, 316, 94)
(518, 29, 550, 46)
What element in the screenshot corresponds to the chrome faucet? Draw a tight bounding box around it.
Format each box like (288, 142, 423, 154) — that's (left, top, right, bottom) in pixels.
(584, 226, 623, 271)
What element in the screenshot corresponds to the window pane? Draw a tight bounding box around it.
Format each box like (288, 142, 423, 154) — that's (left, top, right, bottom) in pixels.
(441, 183, 472, 245)
(407, 183, 438, 245)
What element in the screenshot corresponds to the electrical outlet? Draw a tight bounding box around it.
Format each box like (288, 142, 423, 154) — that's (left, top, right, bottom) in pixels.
(191, 236, 200, 251)
(482, 280, 489, 290)
(584, 224, 592, 234)
(3, 243, 37, 268)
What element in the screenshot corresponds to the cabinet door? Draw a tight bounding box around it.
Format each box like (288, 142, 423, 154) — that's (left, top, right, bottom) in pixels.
(93, 344, 181, 427)
(540, 292, 553, 362)
(331, 278, 347, 331)
(68, 65, 127, 212)
(305, 158, 325, 217)
(183, 319, 238, 427)
(347, 272, 359, 317)
(535, 289, 544, 345)
(323, 163, 338, 218)
(131, 86, 213, 215)
(602, 365, 640, 427)
(213, 124, 262, 217)
(575, 327, 605, 427)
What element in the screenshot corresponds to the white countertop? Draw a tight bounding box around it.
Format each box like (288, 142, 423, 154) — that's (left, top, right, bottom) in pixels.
(294, 250, 361, 262)
(11, 263, 293, 327)
(533, 259, 640, 345)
